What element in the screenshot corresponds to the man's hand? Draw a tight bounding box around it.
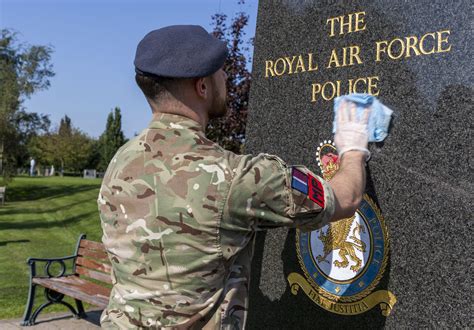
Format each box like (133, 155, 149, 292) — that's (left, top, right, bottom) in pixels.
(329, 101, 370, 222)
(334, 101, 370, 160)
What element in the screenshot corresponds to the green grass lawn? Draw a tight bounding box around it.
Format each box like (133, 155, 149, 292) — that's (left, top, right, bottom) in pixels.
(0, 176, 103, 319)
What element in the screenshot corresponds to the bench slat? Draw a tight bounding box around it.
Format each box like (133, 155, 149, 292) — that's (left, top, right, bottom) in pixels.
(33, 276, 110, 308)
(78, 247, 109, 262)
(76, 257, 112, 274)
(80, 239, 105, 251)
(76, 265, 112, 284)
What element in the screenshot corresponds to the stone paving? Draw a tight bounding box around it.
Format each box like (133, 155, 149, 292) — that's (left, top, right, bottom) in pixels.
(0, 310, 102, 329)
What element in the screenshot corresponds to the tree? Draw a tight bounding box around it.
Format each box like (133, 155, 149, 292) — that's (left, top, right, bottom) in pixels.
(28, 115, 93, 174)
(27, 133, 56, 170)
(56, 115, 73, 174)
(99, 107, 126, 170)
(207, 1, 253, 153)
(58, 115, 72, 137)
(0, 29, 54, 183)
(12, 109, 51, 169)
(84, 139, 102, 171)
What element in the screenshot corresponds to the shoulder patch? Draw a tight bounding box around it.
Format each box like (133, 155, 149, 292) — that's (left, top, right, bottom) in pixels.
(291, 167, 308, 194)
(308, 173, 325, 208)
(291, 167, 325, 208)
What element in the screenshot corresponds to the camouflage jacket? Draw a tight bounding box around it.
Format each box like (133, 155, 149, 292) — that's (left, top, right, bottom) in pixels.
(98, 113, 335, 329)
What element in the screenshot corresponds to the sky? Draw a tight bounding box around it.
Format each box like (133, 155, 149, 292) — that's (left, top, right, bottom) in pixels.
(1, 0, 258, 138)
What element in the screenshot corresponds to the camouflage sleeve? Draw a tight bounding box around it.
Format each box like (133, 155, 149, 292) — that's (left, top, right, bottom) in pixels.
(223, 153, 335, 232)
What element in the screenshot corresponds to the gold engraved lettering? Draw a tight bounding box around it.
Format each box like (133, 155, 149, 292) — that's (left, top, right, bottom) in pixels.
(265, 60, 275, 77)
(387, 38, 405, 60)
(367, 76, 380, 96)
(405, 36, 421, 57)
(326, 12, 366, 37)
(327, 49, 341, 68)
(312, 81, 340, 102)
(349, 45, 363, 65)
(328, 46, 362, 68)
(349, 76, 379, 95)
(342, 47, 349, 66)
(312, 76, 378, 102)
(326, 17, 339, 37)
(311, 83, 321, 102)
(354, 11, 366, 32)
(264, 53, 318, 77)
(437, 30, 452, 53)
(294, 55, 307, 73)
(308, 53, 318, 71)
(420, 32, 436, 54)
(284, 56, 297, 74)
(339, 13, 353, 35)
(375, 40, 388, 62)
(375, 29, 452, 62)
(348, 78, 354, 92)
(287, 272, 397, 316)
(273, 58, 286, 76)
(323, 81, 338, 101)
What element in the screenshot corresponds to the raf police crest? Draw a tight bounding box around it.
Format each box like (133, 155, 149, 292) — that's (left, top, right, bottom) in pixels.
(287, 140, 397, 316)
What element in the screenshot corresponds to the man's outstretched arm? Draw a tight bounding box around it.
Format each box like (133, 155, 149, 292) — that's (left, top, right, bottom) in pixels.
(329, 101, 370, 221)
(224, 100, 373, 231)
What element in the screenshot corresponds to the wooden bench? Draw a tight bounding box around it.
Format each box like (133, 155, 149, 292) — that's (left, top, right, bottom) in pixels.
(21, 234, 112, 326)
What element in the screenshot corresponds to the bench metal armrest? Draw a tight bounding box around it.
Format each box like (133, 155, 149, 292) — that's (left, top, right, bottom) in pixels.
(26, 234, 87, 279)
(26, 255, 77, 278)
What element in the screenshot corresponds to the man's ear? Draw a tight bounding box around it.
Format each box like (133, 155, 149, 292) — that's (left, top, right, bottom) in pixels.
(194, 77, 210, 100)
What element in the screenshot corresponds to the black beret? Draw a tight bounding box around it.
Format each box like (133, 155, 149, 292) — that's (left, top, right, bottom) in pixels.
(134, 25, 228, 78)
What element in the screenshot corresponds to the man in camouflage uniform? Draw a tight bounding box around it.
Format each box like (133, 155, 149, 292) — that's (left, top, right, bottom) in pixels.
(98, 25, 370, 329)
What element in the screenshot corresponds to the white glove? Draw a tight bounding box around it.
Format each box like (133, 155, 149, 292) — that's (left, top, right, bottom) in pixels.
(334, 101, 371, 161)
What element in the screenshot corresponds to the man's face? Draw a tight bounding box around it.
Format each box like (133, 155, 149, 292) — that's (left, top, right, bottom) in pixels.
(208, 68, 228, 119)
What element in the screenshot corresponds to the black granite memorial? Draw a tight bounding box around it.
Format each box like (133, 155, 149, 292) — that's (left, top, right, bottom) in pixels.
(245, 0, 472, 328)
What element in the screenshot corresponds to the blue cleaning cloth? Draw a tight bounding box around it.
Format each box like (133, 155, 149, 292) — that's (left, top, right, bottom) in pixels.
(332, 93, 393, 142)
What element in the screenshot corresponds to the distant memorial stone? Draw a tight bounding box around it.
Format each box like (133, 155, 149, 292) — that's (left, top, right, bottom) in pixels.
(83, 169, 97, 179)
(246, 0, 472, 328)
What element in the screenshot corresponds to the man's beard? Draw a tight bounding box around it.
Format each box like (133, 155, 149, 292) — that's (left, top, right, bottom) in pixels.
(208, 80, 228, 119)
